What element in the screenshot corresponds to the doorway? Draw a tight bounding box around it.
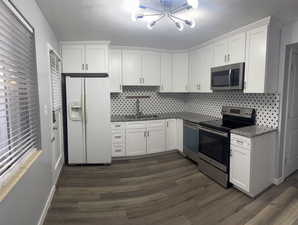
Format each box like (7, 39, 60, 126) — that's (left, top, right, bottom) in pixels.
(282, 45, 298, 178)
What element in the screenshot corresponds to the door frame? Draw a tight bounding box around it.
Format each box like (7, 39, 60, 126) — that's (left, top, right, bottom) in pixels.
(47, 43, 64, 183)
(281, 44, 298, 180)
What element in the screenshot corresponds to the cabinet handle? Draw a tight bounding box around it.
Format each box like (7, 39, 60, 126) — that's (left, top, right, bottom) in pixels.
(167, 121, 169, 127)
(86, 64, 88, 71)
(224, 55, 227, 63)
(82, 64, 85, 71)
(142, 78, 145, 84)
(147, 131, 150, 137)
(139, 78, 142, 84)
(228, 54, 230, 62)
(144, 131, 146, 137)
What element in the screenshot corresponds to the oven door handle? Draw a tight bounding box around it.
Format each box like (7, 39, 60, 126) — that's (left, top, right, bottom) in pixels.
(198, 126, 229, 138)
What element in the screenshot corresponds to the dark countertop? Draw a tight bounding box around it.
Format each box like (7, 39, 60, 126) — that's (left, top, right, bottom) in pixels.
(231, 125, 278, 138)
(111, 112, 218, 124)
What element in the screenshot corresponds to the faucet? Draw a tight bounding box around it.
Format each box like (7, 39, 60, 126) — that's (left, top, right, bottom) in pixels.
(136, 98, 143, 117)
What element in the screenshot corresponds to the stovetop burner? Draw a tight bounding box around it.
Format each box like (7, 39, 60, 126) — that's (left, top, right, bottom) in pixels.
(199, 106, 256, 133)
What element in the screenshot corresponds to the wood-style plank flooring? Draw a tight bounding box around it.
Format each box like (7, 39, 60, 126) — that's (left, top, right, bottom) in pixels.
(44, 151, 298, 225)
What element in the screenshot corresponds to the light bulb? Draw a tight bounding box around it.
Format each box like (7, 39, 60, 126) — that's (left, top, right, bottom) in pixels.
(175, 22, 184, 31)
(185, 19, 196, 28)
(147, 21, 156, 30)
(187, 0, 199, 9)
(124, 0, 140, 12)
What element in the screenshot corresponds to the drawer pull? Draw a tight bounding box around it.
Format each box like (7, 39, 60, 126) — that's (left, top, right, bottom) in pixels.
(115, 149, 122, 152)
(114, 136, 122, 139)
(115, 125, 121, 128)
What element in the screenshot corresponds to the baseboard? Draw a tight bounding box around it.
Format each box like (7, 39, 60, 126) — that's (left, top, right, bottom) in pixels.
(272, 176, 284, 185)
(37, 185, 56, 225)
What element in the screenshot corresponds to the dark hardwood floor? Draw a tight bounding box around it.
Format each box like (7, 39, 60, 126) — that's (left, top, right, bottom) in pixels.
(44, 151, 298, 225)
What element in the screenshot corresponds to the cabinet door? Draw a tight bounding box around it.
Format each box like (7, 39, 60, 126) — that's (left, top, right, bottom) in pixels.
(160, 53, 172, 92)
(172, 53, 189, 92)
(62, 45, 85, 73)
(126, 128, 147, 156)
(85, 44, 108, 73)
(147, 120, 165, 154)
(109, 49, 122, 92)
(213, 40, 228, 67)
(122, 50, 142, 85)
(142, 51, 161, 86)
(228, 32, 246, 64)
(244, 25, 268, 93)
(177, 119, 184, 153)
(166, 119, 178, 151)
(230, 146, 251, 192)
(189, 50, 200, 92)
(198, 45, 213, 93)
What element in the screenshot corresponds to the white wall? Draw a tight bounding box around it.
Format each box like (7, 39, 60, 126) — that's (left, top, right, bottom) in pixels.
(0, 0, 59, 225)
(278, 20, 298, 180)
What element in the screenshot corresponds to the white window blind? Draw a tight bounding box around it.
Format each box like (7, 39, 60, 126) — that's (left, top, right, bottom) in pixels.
(50, 51, 62, 111)
(0, 0, 40, 185)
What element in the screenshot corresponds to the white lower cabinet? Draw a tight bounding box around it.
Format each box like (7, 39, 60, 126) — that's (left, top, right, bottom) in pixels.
(177, 119, 184, 153)
(230, 132, 276, 197)
(165, 119, 178, 151)
(111, 122, 126, 157)
(112, 120, 176, 157)
(147, 120, 166, 154)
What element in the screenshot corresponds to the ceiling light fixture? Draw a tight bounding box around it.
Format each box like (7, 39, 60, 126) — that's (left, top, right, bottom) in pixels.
(130, 0, 199, 31)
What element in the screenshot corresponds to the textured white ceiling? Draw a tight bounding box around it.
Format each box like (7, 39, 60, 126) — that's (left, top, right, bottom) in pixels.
(36, 0, 298, 49)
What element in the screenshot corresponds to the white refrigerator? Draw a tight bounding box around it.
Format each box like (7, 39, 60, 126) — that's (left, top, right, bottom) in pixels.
(66, 76, 111, 164)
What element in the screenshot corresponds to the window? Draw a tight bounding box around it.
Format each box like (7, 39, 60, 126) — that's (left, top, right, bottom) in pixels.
(0, 0, 40, 186)
(49, 51, 62, 112)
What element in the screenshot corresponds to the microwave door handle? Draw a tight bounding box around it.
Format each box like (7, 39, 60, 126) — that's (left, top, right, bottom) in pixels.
(228, 69, 232, 87)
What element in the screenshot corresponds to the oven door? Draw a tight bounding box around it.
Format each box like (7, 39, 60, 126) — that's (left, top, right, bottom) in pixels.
(198, 126, 230, 172)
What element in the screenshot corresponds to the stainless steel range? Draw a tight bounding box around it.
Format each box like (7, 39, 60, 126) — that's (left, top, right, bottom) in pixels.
(198, 106, 256, 188)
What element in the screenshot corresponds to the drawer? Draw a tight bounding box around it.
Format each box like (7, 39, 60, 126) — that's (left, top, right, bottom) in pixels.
(112, 132, 124, 143)
(147, 120, 165, 128)
(231, 134, 251, 149)
(112, 145, 125, 157)
(126, 121, 146, 129)
(111, 122, 124, 130)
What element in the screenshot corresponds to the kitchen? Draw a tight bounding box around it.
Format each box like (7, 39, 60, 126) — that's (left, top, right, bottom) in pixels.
(1, 0, 298, 225)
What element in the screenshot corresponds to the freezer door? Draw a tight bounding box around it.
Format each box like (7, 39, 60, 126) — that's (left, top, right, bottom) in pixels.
(66, 77, 86, 164)
(85, 77, 112, 164)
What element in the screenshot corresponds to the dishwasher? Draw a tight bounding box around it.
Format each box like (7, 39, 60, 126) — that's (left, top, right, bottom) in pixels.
(183, 120, 200, 163)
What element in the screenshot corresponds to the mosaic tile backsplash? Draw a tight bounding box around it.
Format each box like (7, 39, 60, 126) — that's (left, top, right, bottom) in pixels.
(111, 87, 185, 115)
(185, 92, 280, 128)
(111, 87, 280, 128)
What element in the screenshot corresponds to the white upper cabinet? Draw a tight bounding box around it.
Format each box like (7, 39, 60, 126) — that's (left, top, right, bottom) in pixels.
(160, 53, 172, 92)
(212, 32, 246, 67)
(122, 50, 142, 85)
(122, 50, 161, 86)
(172, 52, 189, 92)
(62, 45, 85, 73)
(189, 50, 200, 92)
(109, 49, 122, 93)
(189, 45, 213, 93)
(245, 26, 268, 93)
(199, 45, 213, 93)
(85, 44, 108, 73)
(228, 33, 246, 64)
(61, 42, 110, 74)
(213, 40, 228, 67)
(142, 51, 161, 86)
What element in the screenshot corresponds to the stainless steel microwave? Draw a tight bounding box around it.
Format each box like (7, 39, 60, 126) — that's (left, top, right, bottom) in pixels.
(211, 63, 245, 91)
